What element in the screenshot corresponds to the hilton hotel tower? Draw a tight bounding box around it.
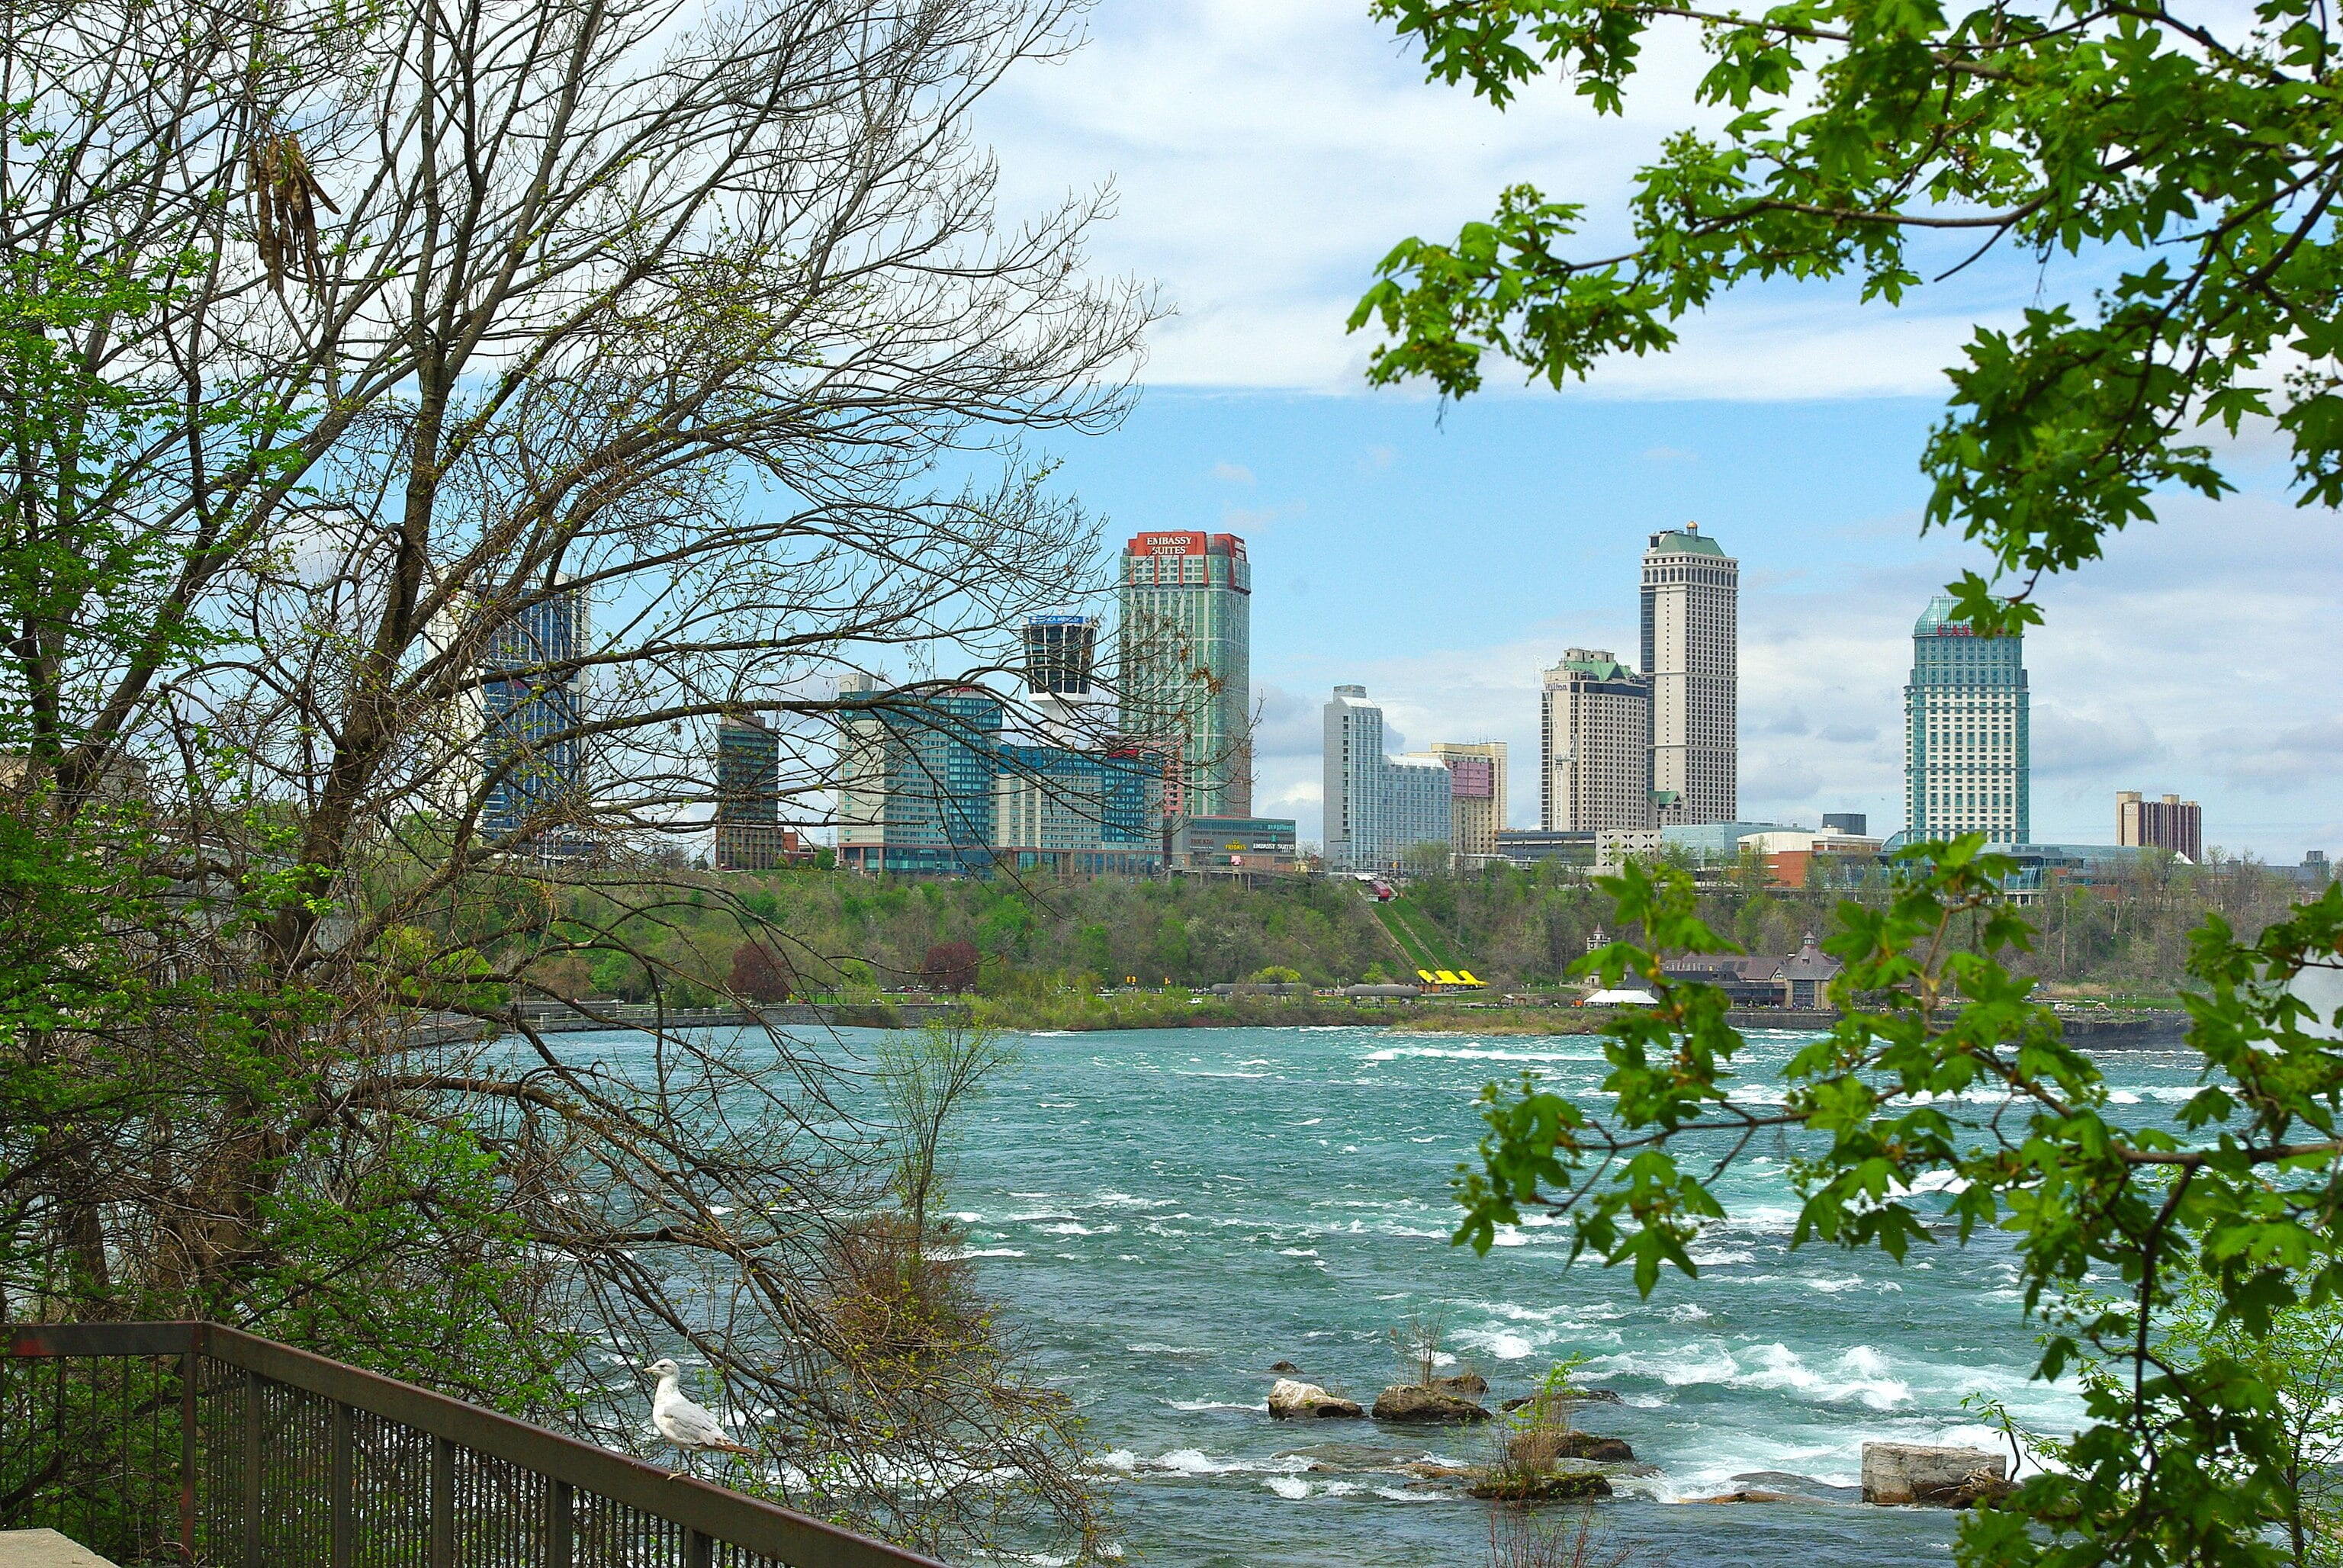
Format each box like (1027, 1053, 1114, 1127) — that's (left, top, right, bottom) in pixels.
(1640, 524, 1738, 824)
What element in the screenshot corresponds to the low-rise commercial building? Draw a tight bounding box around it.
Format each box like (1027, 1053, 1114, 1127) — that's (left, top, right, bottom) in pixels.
(1171, 815, 1299, 872)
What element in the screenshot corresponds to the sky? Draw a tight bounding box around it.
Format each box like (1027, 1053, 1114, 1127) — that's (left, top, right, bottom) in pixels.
(959, 0, 2341, 860)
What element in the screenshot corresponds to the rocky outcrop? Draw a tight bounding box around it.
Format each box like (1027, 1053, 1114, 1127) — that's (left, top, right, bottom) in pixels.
(1509, 1428, 1634, 1467)
(1267, 1378, 1364, 1419)
(1268, 1360, 1303, 1374)
(1861, 1443, 2010, 1506)
(1430, 1371, 1488, 1395)
(1371, 1383, 1493, 1424)
(1501, 1388, 1621, 1412)
(1467, 1467, 1613, 1501)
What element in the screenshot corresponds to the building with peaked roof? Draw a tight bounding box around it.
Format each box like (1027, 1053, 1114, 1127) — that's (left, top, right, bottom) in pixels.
(1541, 649, 1656, 833)
(1905, 595, 2030, 843)
(1642, 525, 1738, 824)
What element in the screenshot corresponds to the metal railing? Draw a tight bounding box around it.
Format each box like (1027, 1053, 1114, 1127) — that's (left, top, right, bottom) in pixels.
(2, 1322, 947, 1568)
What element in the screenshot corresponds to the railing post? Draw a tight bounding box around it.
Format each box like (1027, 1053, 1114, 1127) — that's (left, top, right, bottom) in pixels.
(241, 1370, 262, 1568)
(430, 1432, 455, 1568)
(548, 1479, 573, 1568)
(178, 1348, 198, 1563)
(685, 1527, 714, 1568)
(330, 1401, 353, 1568)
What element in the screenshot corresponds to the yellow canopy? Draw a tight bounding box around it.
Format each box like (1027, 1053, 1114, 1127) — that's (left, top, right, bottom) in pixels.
(1416, 969, 1438, 985)
(1434, 969, 1462, 985)
(1458, 970, 1486, 987)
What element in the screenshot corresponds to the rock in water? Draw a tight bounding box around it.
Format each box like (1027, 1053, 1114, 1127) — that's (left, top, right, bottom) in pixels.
(1371, 1384, 1493, 1424)
(1510, 1428, 1635, 1467)
(1268, 1360, 1303, 1374)
(1467, 1467, 1612, 1501)
(1431, 1371, 1489, 1395)
(1267, 1378, 1364, 1419)
(1861, 1443, 2009, 1506)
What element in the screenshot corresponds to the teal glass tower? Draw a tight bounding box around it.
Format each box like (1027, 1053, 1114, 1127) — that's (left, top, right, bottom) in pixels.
(1905, 596, 2030, 843)
(1117, 532, 1251, 820)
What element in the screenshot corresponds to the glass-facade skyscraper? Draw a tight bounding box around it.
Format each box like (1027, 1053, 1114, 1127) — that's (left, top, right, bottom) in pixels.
(1322, 685, 1452, 872)
(1022, 615, 1099, 696)
(480, 583, 591, 856)
(1118, 532, 1251, 820)
(1905, 596, 2030, 843)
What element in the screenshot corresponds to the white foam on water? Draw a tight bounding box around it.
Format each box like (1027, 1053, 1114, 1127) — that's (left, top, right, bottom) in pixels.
(1165, 1399, 1261, 1412)
(1278, 1248, 1319, 1257)
(1128, 1344, 1220, 1357)
(1688, 1247, 1755, 1266)
(1454, 1325, 1548, 1361)
(1362, 1045, 1605, 1065)
(1263, 1476, 1311, 1499)
(1374, 1486, 1444, 1502)
(1035, 1221, 1118, 1235)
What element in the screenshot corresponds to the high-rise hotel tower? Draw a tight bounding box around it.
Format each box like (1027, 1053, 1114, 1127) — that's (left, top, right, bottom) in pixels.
(1119, 532, 1251, 819)
(1641, 525, 1737, 824)
(1905, 595, 2030, 843)
(1540, 649, 1654, 831)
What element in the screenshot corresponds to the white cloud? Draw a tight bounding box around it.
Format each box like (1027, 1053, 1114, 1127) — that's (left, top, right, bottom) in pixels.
(1210, 461, 1255, 484)
(981, 0, 2007, 398)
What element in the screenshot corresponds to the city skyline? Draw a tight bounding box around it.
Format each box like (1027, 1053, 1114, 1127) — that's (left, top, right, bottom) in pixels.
(952, 2, 2336, 864)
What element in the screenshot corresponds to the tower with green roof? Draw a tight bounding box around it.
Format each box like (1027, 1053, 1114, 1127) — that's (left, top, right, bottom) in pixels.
(1540, 648, 1656, 831)
(1641, 523, 1738, 824)
(1905, 596, 2030, 843)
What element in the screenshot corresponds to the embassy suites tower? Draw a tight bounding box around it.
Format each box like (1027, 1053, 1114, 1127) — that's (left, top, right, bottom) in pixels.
(1118, 531, 1252, 820)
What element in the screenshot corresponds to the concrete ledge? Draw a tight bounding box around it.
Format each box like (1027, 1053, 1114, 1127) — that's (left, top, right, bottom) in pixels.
(0, 1530, 121, 1566)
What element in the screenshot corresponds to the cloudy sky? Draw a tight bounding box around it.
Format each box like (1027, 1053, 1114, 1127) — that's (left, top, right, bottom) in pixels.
(967, 0, 2341, 860)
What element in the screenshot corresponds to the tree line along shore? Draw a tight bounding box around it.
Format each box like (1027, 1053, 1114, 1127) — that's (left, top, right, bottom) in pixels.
(468, 853, 2314, 1016)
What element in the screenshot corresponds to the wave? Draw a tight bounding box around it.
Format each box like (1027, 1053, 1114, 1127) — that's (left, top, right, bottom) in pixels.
(1164, 1399, 1261, 1412)
(1127, 1343, 1220, 1357)
(1583, 1340, 1914, 1409)
(1362, 1045, 1605, 1065)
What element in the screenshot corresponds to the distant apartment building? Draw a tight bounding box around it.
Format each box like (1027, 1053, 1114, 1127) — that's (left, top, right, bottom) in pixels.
(479, 582, 593, 859)
(992, 742, 1165, 876)
(835, 675, 1161, 876)
(1323, 685, 1453, 871)
(834, 677, 1004, 876)
(1821, 812, 1868, 835)
(1641, 524, 1737, 824)
(1118, 531, 1251, 820)
(1904, 595, 2030, 843)
(1541, 649, 1655, 832)
(2117, 790, 2202, 862)
(1023, 615, 1098, 696)
(1430, 741, 1507, 863)
(712, 712, 805, 870)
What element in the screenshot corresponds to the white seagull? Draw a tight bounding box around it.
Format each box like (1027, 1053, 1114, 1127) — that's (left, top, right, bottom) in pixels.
(644, 1359, 755, 1473)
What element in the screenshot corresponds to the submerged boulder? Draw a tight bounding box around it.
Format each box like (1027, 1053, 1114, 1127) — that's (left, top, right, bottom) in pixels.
(1268, 1378, 1364, 1419)
(1371, 1383, 1493, 1424)
(1861, 1443, 2009, 1506)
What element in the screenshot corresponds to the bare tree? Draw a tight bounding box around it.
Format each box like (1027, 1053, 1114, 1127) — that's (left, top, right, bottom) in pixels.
(0, 0, 1149, 1557)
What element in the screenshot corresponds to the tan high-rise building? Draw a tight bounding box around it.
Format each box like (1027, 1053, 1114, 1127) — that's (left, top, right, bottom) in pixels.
(2118, 790, 2202, 862)
(1430, 741, 1508, 863)
(1541, 651, 1654, 832)
(1641, 524, 1737, 824)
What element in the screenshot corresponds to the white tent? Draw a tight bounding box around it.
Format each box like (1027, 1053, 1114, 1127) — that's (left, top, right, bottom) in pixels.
(1583, 988, 1660, 1007)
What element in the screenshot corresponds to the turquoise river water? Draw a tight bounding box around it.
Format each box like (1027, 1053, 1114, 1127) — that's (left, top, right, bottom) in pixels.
(608, 1022, 2210, 1566)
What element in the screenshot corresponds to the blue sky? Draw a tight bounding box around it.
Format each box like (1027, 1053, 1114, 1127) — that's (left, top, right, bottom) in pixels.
(963, 0, 2341, 859)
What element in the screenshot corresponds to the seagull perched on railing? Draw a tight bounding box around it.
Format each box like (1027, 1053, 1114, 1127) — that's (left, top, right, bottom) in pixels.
(644, 1359, 754, 1474)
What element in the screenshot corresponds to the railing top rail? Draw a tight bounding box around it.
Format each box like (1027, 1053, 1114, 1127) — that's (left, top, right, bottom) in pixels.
(4, 1322, 950, 1568)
